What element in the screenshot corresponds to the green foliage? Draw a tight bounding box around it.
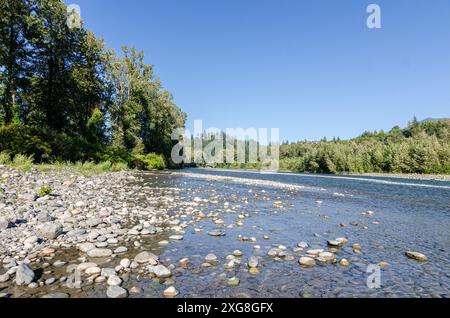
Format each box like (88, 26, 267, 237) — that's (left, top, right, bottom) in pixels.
(36, 160, 129, 175)
(11, 153, 33, 171)
(0, 151, 11, 164)
(37, 185, 52, 197)
(279, 119, 450, 175)
(0, 0, 185, 169)
(0, 123, 52, 161)
(133, 153, 166, 170)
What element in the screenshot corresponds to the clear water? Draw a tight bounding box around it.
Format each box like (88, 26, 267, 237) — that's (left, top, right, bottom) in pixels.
(136, 168, 450, 298)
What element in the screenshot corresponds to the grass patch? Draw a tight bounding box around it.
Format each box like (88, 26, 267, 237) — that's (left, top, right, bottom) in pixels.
(37, 186, 53, 197)
(11, 154, 34, 171)
(0, 151, 130, 175)
(0, 151, 11, 165)
(37, 160, 130, 175)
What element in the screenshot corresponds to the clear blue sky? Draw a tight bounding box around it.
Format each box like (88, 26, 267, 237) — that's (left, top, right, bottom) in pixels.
(68, 0, 450, 142)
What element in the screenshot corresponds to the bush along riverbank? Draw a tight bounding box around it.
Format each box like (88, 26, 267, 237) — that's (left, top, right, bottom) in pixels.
(0, 152, 167, 175)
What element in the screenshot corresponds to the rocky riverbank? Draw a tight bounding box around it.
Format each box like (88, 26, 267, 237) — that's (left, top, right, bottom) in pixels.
(0, 165, 190, 298)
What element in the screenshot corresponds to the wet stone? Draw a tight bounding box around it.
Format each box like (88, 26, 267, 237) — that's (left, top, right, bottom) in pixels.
(106, 285, 128, 298)
(405, 251, 428, 262)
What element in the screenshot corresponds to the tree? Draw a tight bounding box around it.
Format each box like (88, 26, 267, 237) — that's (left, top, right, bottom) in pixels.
(0, 0, 33, 124)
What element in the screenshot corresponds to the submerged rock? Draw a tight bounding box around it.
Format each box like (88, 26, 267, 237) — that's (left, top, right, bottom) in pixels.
(153, 265, 172, 278)
(106, 285, 128, 298)
(134, 251, 158, 264)
(299, 257, 316, 267)
(227, 277, 240, 286)
(208, 230, 225, 237)
(405, 251, 428, 262)
(248, 256, 259, 268)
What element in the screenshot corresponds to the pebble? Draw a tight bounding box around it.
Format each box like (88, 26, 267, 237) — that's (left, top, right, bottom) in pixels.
(205, 253, 218, 265)
(169, 235, 184, 240)
(297, 242, 309, 249)
(208, 230, 225, 237)
(16, 263, 35, 286)
(85, 267, 101, 275)
(405, 251, 428, 262)
(0, 217, 11, 230)
(299, 257, 316, 267)
(163, 286, 179, 298)
(267, 248, 280, 257)
(248, 256, 259, 268)
(340, 259, 349, 266)
(87, 248, 112, 258)
(352, 243, 362, 250)
(306, 249, 323, 256)
(152, 265, 171, 278)
(114, 246, 128, 254)
(0, 273, 10, 283)
(39, 222, 63, 239)
(233, 250, 243, 257)
(41, 292, 69, 298)
(77, 262, 98, 272)
(101, 268, 116, 277)
(227, 277, 240, 286)
(53, 260, 66, 268)
(328, 238, 348, 247)
(134, 251, 158, 264)
(318, 252, 335, 261)
(120, 258, 131, 269)
(79, 243, 96, 253)
(107, 275, 122, 286)
(106, 285, 128, 298)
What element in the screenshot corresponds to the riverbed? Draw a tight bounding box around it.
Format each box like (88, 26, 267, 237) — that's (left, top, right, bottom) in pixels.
(0, 167, 449, 298)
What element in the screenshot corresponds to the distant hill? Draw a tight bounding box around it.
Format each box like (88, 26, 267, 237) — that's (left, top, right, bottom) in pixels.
(420, 117, 450, 123)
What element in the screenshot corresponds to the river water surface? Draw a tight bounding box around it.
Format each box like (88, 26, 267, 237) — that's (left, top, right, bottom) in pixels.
(131, 168, 450, 298)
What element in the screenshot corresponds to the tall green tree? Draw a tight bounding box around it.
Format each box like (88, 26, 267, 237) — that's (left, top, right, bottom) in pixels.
(0, 0, 33, 123)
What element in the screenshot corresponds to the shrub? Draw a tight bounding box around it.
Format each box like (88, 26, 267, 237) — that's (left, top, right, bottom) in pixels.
(101, 146, 132, 165)
(0, 151, 11, 164)
(37, 186, 53, 197)
(12, 154, 34, 171)
(133, 153, 166, 170)
(0, 124, 52, 162)
(111, 162, 129, 172)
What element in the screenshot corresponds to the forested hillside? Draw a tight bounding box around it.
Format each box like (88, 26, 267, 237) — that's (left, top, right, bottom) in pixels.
(280, 118, 450, 174)
(0, 0, 185, 169)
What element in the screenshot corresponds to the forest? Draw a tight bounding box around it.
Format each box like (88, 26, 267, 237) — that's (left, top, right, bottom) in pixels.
(0, 0, 186, 170)
(279, 118, 450, 174)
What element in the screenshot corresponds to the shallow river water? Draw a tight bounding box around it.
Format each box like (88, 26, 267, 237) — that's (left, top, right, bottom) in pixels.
(5, 168, 450, 298)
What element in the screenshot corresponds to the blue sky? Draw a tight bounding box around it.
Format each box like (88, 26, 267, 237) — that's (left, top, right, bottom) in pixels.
(68, 0, 450, 141)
